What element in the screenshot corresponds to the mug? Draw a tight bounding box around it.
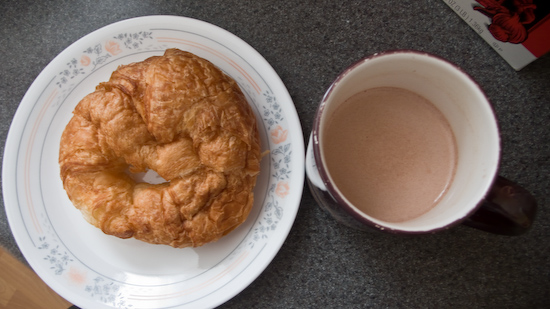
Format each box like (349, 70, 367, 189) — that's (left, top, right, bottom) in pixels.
(305, 50, 537, 235)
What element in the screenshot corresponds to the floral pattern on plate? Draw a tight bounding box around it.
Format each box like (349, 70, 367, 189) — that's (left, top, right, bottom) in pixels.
(4, 16, 304, 309)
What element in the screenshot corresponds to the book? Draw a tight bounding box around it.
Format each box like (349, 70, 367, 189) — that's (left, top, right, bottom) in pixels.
(444, 0, 550, 70)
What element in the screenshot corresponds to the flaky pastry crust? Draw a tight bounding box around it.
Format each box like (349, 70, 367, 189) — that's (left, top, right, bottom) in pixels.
(59, 49, 261, 248)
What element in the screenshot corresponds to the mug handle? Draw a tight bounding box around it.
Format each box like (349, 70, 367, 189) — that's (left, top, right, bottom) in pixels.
(462, 176, 537, 236)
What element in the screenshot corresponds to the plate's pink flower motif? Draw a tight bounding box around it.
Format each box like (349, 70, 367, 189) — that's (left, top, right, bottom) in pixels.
(80, 55, 91, 66)
(275, 181, 290, 198)
(68, 266, 86, 285)
(270, 125, 288, 144)
(105, 40, 122, 55)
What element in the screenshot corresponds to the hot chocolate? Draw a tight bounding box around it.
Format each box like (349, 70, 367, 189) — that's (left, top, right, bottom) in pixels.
(322, 87, 458, 222)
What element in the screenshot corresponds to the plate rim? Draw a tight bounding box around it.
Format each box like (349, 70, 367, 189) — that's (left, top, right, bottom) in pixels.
(2, 15, 305, 308)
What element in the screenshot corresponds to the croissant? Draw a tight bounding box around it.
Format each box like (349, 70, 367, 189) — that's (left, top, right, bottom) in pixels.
(59, 49, 261, 248)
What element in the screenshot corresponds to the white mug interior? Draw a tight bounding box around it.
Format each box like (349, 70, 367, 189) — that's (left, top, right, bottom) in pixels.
(318, 51, 500, 233)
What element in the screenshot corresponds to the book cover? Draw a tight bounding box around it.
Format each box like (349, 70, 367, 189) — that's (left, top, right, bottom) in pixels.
(444, 0, 550, 70)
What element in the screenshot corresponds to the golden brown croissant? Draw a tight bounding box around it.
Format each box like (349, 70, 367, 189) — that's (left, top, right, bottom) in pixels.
(59, 49, 261, 248)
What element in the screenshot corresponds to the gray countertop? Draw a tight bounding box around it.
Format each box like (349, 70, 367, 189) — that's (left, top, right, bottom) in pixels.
(1, 1, 549, 308)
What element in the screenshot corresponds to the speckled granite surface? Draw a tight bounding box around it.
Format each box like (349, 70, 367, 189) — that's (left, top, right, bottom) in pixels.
(1, 0, 549, 308)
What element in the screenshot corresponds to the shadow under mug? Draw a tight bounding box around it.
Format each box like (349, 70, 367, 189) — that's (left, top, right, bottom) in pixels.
(305, 50, 537, 236)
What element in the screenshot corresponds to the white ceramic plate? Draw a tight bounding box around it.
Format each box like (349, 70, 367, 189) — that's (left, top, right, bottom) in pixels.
(2, 16, 304, 309)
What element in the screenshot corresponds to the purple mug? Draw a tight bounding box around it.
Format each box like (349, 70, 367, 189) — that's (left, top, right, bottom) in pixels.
(305, 51, 536, 235)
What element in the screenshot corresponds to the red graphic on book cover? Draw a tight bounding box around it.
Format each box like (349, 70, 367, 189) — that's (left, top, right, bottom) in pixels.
(474, 0, 550, 57)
